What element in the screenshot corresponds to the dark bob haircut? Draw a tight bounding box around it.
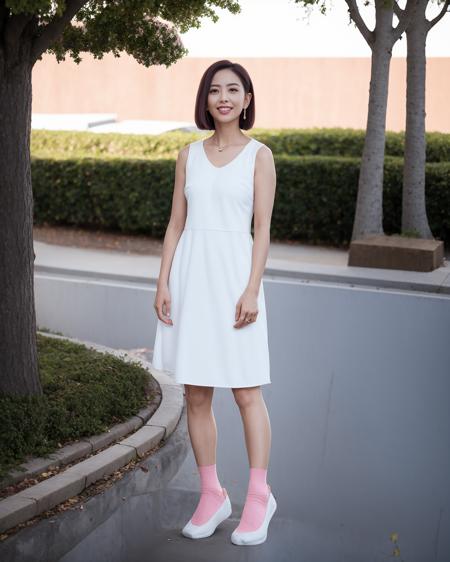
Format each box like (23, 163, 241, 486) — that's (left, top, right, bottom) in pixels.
(194, 59, 255, 130)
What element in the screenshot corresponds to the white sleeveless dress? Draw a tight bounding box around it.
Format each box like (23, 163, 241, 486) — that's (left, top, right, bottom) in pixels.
(152, 136, 271, 388)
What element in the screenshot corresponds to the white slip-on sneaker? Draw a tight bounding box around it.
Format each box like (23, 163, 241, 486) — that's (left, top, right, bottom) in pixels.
(230, 485, 277, 546)
(181, 487, 232, 539)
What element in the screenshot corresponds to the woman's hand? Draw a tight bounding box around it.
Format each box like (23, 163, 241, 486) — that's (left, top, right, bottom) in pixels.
(154, 284, 173, 326)
(234, 288, 259, 329)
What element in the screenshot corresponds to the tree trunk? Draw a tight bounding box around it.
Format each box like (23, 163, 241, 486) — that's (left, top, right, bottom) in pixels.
(402, 0, 433, 238)
(351, 5, 394, 241)
(0, 53, 41, 396)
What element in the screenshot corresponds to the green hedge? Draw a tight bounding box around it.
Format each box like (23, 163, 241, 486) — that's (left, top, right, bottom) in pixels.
(31, 127, 450, 162)
(31, 129, 450, 246)
(272, 155, 449, 245)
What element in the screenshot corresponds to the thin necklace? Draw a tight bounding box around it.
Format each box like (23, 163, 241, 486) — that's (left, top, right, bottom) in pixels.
(211, 138, 248, 152)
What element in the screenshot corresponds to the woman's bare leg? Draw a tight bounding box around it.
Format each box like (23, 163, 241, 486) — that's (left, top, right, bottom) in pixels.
(232, 386, 271, 467)
(232, 386, 273, 533)
(184, 384, 226, 526)
(184, 384, 216, 465)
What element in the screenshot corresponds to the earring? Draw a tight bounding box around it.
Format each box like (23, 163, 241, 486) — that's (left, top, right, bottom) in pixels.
(243, 107, 247, 120)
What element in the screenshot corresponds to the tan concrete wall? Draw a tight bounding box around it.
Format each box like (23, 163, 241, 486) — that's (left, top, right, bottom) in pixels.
(31, 54, 450, 133)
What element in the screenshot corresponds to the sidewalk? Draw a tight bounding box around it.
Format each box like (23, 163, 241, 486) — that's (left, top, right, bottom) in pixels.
(33, 226, 450, 296)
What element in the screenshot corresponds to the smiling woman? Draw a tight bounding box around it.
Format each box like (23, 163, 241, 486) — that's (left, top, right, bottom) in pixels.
(194, 62, 256, 131)
(152, 59, 277, 546)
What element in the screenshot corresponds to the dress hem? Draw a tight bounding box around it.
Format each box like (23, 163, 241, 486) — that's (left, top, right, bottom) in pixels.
(173, 376, 271, 389)
(174, 381, 271, 388)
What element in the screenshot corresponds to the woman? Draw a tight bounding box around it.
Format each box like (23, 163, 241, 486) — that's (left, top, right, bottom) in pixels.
(152, 59, 277, 546)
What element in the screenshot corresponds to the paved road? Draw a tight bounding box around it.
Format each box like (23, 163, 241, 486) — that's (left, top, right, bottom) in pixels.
(0, 404, 382, 562)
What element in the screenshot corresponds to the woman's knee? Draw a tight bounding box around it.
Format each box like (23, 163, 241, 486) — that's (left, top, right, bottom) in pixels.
(232, 386, 261, 409)
(184, 384, 214, 409)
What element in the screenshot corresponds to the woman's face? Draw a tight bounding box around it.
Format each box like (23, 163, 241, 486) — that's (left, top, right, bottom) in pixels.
(206, 68, 251, 125)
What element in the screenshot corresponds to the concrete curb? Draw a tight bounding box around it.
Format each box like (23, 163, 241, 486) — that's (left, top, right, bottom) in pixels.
(0, 334, 184, 534)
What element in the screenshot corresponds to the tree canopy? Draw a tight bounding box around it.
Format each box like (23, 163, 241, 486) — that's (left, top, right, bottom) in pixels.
(1, 0, 241, 67)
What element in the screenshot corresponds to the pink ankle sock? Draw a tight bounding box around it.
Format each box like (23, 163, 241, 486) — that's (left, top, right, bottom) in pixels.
(235, 467, 270, 533)
(191, 463, 226, 526)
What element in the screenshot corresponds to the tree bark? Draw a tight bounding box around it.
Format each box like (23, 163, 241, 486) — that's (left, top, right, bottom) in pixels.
(351, 4, 393, 240)
(0, 50, 41, 396)
(402, 0, 436, 238)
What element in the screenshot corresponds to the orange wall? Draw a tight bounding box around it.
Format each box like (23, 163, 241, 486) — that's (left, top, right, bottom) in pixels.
(32, 54, 450, 133)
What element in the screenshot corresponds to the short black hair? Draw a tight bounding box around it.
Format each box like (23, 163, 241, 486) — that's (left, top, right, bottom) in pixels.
(194, 59, 255, 130)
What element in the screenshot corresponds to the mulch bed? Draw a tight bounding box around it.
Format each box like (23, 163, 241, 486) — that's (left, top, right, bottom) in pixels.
(34, 224, 164, 256)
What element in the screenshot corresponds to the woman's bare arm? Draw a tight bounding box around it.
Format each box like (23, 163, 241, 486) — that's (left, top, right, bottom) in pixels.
(154, 145, 189, 324)
(247, 145, 276, 295)
(234, 145, 276, 329)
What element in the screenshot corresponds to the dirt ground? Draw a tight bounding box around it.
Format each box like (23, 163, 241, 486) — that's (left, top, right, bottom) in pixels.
(33, 224, 164, 256)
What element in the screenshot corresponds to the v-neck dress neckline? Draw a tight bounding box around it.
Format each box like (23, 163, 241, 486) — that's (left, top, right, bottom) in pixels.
(201, 137, 254, 170)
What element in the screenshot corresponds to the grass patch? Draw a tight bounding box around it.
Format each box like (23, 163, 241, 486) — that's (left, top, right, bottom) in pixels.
(0, 333, 154, 481)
